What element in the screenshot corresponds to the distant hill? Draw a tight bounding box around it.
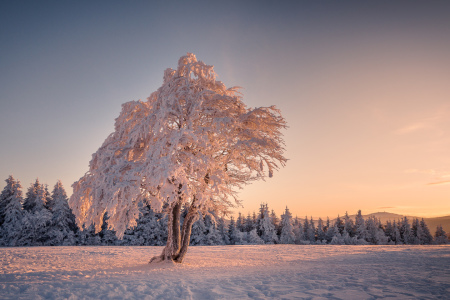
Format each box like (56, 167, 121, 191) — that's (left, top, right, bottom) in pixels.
(347, 212, 450, 234)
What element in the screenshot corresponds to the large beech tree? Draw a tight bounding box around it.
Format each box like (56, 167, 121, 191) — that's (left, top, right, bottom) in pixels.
(70, 53, 287, 263)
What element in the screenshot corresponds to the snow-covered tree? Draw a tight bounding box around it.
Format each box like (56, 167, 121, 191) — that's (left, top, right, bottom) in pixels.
(190, 213, 207, 245)
(46, 181, 77, 246)
(279, 206, 295, 244)
(247, 228, 264, 244)
(399, 217, 413, 245)
(355, 210, 368, 241)
(258, 206, 278, 244)
(419, 219, 433, 245)
(19, 181, 52, 246)
(203, 214, 224, 245)
(434, 225, 449, 244)
(217, 217, 230, 245)
(365, 216, 388, 245)
(70, 53, 287, 263)
(23, 179, 45, 212)
(0, 176, 24, 246)
(344, 212, 355, 237)
(99, 213, 118, 245)
(0, 176, 23, 227)
(244, 213, 254, 232)
(316, 218, 326, 242)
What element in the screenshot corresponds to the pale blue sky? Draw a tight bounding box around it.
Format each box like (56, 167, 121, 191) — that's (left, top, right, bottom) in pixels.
(1, 1, 450, 218)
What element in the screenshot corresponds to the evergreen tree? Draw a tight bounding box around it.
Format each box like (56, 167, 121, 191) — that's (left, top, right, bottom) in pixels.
(308, 217, 316, 243)
(293, 218, 303, 244)
(259, 208, 278, 244)
(279, 207, 295, 244)
(355, 210, 368, 240)
(399, 217, 413, 244)
(420, 218, 433, 245)
(23, 179, 43, 212)
(365, 216, 388, 245)
(46, 181, 77, 246)
(19, 182, 52, 246)
(236, 212, 244, 232)
(247, 228, 264, 244)
(204, 214, 224, 245)
(228, 216, 242, 245)
(270, 209, 281, 236)
(344, 211, 356, 237)
(325, 222, 337, 243)
(335, 215, 345, 235)
(190, 213, 207, 245)
(100, 213, 118, 245)
(0, 176, 24, 246)
(434, 225, 449, 244)
(316, 218, 326, 242)
(244, 213, 254, 232)
(217, 217, 230, 245)
(302, 216, 310, 241)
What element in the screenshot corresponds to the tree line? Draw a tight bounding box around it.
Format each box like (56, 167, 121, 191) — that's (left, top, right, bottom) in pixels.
(0, 175, 449, 247)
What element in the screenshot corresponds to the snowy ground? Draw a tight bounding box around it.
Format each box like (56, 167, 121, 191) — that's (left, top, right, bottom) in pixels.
(1, 245, 449, 299)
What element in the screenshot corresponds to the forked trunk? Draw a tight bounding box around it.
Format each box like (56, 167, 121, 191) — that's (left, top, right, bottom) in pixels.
(174, 207, 199, 263)
(149, 201, 198, 264)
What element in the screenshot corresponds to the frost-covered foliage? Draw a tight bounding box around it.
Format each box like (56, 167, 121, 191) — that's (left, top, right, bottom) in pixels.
(70, 53, 287, 242)
(279, 207, 295, 244)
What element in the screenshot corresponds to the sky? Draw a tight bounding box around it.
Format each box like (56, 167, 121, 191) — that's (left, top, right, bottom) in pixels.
(1, 1, 449, 219)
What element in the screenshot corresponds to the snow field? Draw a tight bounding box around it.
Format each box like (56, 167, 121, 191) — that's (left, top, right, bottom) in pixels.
(1, 245, 449, 299)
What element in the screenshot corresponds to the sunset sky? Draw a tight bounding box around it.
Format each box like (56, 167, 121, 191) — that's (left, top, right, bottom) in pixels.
(1, 1, 449, 219)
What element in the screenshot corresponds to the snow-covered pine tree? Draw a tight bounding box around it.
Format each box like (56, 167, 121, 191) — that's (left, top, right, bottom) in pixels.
(279, 206, 295, 244)
(335, 215, 345, 235)
(270, 209, 281, 236)
(355, 210, 368, 241)
(46, 181, 77, 246)
(44, 184, 53, 211)
(0, 176, 24, 246)
(244, 213, 254, 232)
(399, 217, 413, 244)
(293, 217, 304, 244)
(23, 179, 42, 212)
(308, 217, 316, 243)
(70, 53, 287, 263)
(258, 206, 278, 244)
(344, 211, 356, 237)
(365, 216, 388, 245)
(19, 182, 52, 246)
(325, 221, 337, 243)
(316, 218, 326, 243)
(236, 212, 244, 232)
(247, 228, 264, 244)
(0, 176, 23, 227)
(100, 213, 118, 245)
(217, 216, 230, 245)
(203, 213, 224, 245)
(393, 220, 402, 244)
(434, 225, 449, 244)
(420, 218, 433, 245)
(190, 213, 207, 245)
(227, 216, 239, 245)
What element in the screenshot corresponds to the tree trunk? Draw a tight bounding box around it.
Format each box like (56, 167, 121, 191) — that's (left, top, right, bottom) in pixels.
(149, 201, 198, 264)
(174, 207, 199, 263)
(149, 202, 182, 263)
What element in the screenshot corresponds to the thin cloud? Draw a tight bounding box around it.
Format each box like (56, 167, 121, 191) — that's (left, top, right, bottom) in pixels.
(427, 180, 450, 186)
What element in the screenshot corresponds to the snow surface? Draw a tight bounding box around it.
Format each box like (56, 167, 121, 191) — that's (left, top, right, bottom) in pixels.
(1, 245, 449, 299)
